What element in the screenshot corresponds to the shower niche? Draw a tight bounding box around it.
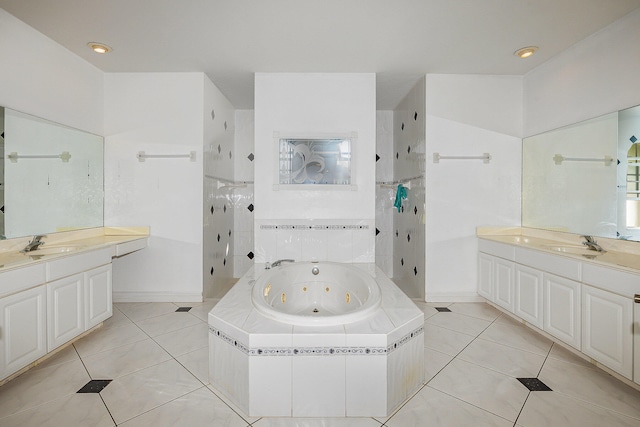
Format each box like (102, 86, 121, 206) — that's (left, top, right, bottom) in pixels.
(275, 133, 356, 189)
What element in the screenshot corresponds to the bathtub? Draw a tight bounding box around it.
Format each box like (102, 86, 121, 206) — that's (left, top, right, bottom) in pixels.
(209, 262, 424, 418)
(251, 262, 381, 326)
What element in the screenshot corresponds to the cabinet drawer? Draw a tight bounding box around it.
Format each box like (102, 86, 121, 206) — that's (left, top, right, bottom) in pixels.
(46, 247, 112, 281)
(582, 263, 640, 298)
(516, 247, 581, 281)
(478, 239, 515, 260)
(0, 263, 47, 298)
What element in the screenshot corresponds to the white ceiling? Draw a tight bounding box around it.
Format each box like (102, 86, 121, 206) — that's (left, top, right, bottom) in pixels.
(2, 0, 640, 109)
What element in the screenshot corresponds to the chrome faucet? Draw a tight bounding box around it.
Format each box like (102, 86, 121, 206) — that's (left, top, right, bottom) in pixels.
(581, 235, 605, 253)
(21, 235, 46, 253)
(266, 259, 295, 269)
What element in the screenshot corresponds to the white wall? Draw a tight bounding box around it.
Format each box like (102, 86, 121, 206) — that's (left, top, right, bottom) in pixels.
(0, 9, 103, 135)
(524, 8, 640, 137)
(104, 72, 206, 302)
(375, 111, 395, 276)
(425, 74, 522, 301)
(254, 73, 376, 263)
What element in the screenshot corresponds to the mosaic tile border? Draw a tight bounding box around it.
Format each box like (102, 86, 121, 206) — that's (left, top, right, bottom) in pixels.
(209, 325, 423, 357)
(260, 224, 370, 230)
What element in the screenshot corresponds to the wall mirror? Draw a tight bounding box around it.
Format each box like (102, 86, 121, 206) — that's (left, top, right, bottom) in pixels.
(0, 107, 104, 239)
(522, 104, 640, 242)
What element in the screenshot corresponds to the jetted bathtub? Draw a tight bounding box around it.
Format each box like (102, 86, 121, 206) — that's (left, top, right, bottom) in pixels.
(209, 261, 424, 418)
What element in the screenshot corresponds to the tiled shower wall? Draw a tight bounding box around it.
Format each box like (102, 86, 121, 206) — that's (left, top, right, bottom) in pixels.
(203, 88, 236, 298)
(233, 110, 255, 278)
(391, 78, 426, 300)
(375, 111, 395, 277)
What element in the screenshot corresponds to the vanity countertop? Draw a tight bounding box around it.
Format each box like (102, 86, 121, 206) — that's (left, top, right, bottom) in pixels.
(0, 227, 149, 273)
(477, 227, 640, 274)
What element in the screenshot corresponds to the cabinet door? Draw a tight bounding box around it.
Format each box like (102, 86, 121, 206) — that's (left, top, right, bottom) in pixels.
(478, 253, 494, 301)
(84, 264, 112, 330)
(494, 258, 515, 312)
(582, 285, 633, 379)
(47, 274, 84, 352)
(544, 273, 581, 349)
(635, 296, 640, 385)
(515, 265, 544, 329)
(0, 286, 47, 379)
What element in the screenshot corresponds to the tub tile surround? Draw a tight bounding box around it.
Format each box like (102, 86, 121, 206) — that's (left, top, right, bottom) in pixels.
(208, 263, 425, 418)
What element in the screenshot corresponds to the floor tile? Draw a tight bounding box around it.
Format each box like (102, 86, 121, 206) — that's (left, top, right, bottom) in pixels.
(99, 359, 202, 424)
(518, 390, 640, 427)
(135, 311, 202, 337)
(118, 386, 247, 427)
(546, 342, 594, 369)
(103, 306, 133, 330)
(425, 311, 491, 336)
(153, 322, 209, 357)
(0, 359, 90, 417)
(429, 358, 529, 421)
(424, 348, 453, 383)
(385, 386, 512, 427)
(207, 384, 261, 425)
(115, 302, 179, 322)
(423, 323, 475, 356)
(458, 338, 546, 378)
(411, 300, 439, 319)
(73, 321, 149, 357)
(32, 343, 79, 371)
(252, 417, 382, 426)
(81, 338, 172, 379)
(0, 393, 114, 427)
(176, 346, 210, 384)
(538, 358, 640, 420)
(449, 302, 503, 322)
(478, 319, 553, 356)
(188, 299, 220, 321)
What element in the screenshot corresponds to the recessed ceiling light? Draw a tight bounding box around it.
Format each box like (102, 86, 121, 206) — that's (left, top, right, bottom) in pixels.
(87, 42, 112, 54)
(514, 46, 538, 59)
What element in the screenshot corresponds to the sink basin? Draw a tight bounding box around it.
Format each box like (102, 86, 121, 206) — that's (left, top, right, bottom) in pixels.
(26, 245, 85, 256)
(542, 244, 602, 256)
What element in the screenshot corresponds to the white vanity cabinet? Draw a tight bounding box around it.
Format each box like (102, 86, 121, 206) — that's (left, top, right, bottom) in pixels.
(543, 273, 581, 350)
(84, 264, 112, 330)
(0, 285, 47, 379)
(478, 236, 639, 382)
(514, 264, 544, 329)
(47, 273, 84, 352)
(582, 284, 633, 379)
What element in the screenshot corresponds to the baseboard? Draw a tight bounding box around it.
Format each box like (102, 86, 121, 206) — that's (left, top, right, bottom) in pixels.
(424, 292, 484, 303)
(113, 291, 203, 303)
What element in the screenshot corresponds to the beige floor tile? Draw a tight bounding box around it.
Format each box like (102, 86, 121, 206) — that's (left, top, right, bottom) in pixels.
(424, 348, 453, 383)
(547, 342, 594, 369)
(81, 338, 172, 379)
(518, 390, 640, 427)
(423, 323, 475, 356)
(118, 386, 247, 427)
(103, 305, 133, 329)
(99, 359, 202, 424)
(252, 417, 382, 426)
(115, 302, 179, 322)
(449, 302, 503, 322)
(135, 311, 202, 337)
(539, 358, 640, 420)
(429, 358, 529, 421)
(425, 311, 492, 336)
(458, 338, 546, 378)
(386, 386, 512, 427)
(32, 343, 79, 371)
(0, 393, 114, 427)
(0, 359, 90, 417)
(479, 320, 552, 356)
(207, 384, 261, 425)
(176, 346, 210, 384)
(73, 321, 148, 357)
(153, 322, 209, 357)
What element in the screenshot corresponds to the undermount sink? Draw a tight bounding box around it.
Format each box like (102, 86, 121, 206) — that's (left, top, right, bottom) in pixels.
(542, 244, 603, 256)
(26, 245, 86, 256)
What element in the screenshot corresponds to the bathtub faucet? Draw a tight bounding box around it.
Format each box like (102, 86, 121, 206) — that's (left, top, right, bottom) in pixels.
(266, 259, 295, 269)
